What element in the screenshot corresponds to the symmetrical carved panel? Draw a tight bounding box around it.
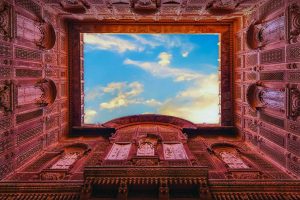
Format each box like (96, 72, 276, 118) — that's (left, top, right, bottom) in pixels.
(0, 1, 14, 41)
(287, 2, 300, 44)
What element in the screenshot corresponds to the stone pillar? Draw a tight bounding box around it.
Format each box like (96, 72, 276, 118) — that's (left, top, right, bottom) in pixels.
(117, 180, 128, 200)
(159, 179, 169, 200)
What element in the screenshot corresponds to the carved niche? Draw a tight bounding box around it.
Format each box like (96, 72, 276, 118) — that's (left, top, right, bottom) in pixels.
(0, 81, 13, 114)
(287, 2, 300, 44)
(0, 1, 14, 41)
(17, 79, 57, 107)
(16, 14, 56, 50)
(60, 0, 90, 13)
(246, 83, 285, 112)
(247, 16, 285, 50)
(136, 134, 158, 156)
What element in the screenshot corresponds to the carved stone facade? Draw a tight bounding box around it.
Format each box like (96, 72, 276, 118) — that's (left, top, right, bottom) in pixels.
(0, 0, 300, 199)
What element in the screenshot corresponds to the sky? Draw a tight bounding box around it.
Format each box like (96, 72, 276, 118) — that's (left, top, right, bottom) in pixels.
(83, 33, 220, 124)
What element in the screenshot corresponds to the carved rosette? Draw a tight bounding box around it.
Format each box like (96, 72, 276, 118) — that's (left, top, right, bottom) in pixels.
(287, 86, 300, 120)
(0, 81, 13, 113)
(288, 2, 300, 44)
(0, 1, 14, 41)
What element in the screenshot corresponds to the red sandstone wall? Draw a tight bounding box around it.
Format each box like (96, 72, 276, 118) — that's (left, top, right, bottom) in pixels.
(0, 0, 68, 180)
(235, 0, 300, 178)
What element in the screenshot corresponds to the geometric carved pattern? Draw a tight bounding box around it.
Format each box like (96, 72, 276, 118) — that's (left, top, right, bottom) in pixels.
(259, 0, 284, 20)
(17, 123, 43, 145)
(260, 71, 284, 81)
(0, 43, 12, 58)
(287, 43, 300, 62)
(15, 47, 42, 61)
(260, 126, 285, 148)
(287, 134, 300, 157)
(260, 48, 285, 64)
(0, 66, 11, 78)
(260, 112, 285, 128)
(15, 68, 42, 78)
(16, 141, 43, 167)
(15, 0, 41, 17)
(260, 141, 286, 167)
(287, 87, 300, 120)
(288, 120, 300, 136)
(16, 109, 43, 124)
(287, 72, 300, 82)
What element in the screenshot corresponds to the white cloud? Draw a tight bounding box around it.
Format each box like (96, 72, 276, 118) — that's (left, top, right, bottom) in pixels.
(99, 81, 163, 110)
(124, 56, 203, 82)
(84, 34, 143, 53)
(182, 51, 189, 57)
(159, 74, 220, 124)
(85, 85, 103, 101)
(84, 109, 98, 124)
(158, 52, 172, 66)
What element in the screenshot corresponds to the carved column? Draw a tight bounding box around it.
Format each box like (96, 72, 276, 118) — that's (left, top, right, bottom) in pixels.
(199, 179, 212, 200)
(159, 179, 169, 200)
(117, 180, 128, 200)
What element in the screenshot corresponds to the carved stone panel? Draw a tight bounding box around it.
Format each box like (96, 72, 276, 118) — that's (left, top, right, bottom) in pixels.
(105, 143, 131, 160)
(287, 2, 300, 44)
(163, 143, 187, 160)
(0, 1, 14, 41)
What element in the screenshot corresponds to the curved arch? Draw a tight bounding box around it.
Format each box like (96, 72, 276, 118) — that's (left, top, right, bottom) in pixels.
(103, 114, 197, 129)
(36, 79, 57, 106)
(37, 21, 56, 50)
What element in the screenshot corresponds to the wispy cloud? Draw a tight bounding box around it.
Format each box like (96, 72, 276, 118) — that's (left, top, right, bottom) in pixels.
(124, 52, 203, 82)
(85, 109, 98, 124)
(84, 34, 143, 53)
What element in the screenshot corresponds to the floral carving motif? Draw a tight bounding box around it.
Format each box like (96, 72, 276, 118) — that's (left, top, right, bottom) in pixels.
(132, 0, 159, 15)
(288, 86, 300, 120)
(288, 3, 300, 44)
(0, 81, 13, 114)
(60, 0, 90, 13)
(0, 1, 14, 40)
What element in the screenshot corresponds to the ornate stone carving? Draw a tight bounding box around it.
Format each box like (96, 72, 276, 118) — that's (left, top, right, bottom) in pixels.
(35, 79, 57, 107)
(0, 1, 14, 41)
(246, 83, 285, 112)
(50, 152, 80, 169)
(163, 143, 187, 160)
(219, 151, 249, 169)
(36, 21, 56, 50)
(287, 86, 300, 120)
(206, 0, 240, 16)
(226, 170, 268, 179)
(131, 0, 160, 15)
(105, 143, 131, 160)
(287, 2, 300, 44)
(0, 81, 13, 113)
(40, 170, 67, 180)
(60, 0, 90, 13)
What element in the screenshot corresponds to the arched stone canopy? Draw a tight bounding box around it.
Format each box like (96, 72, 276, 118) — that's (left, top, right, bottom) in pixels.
(103, 114, 197, 129)
(36, 21, 56, 50)
(35, 79, 57, 106)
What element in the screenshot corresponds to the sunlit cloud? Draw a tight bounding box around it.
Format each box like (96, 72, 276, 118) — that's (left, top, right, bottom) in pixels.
(124, 55, 203, 82)
(100, 81, 144, 110)
(84, 34, 143, 53)
(85, 85, 103, 101)
(158, 52, 172, 66)
(159, 74, 219, 123)
(85, 109, 98, 124)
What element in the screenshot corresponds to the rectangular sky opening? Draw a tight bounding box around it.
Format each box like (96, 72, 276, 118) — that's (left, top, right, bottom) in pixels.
(83, 33, 220, 124)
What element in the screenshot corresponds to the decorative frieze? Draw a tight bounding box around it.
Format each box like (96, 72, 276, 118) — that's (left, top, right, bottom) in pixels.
(260, 48, 285, 64)
(260, 126, 285, 148)
(287, 43, 300, 62)
(17, 123, 43, 145)
(260, 112, 285, 128)
(260, 71, 285, 81)
(15, 68, 42, 78)
(15, 47, 42, 61)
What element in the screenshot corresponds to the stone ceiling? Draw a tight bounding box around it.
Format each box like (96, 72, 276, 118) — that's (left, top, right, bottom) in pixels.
(42, 0, 261, 21)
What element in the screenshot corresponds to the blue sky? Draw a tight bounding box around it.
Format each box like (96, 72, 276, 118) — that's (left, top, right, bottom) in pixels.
(84, 33, 220, 124)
